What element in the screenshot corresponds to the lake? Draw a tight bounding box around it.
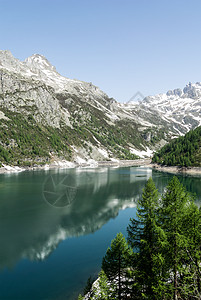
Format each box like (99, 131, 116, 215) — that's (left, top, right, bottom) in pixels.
(0, 166, 200, 300)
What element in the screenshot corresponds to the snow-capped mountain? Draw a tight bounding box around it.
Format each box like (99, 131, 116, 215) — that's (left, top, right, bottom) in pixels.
(0, 50, 119, 124)
(0, 50, 200, 164)
(128, 82, 201, 135)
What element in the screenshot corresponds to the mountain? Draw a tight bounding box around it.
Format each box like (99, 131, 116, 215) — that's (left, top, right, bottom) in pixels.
(0, 50, 200, 166)
(152, 126, 201, 167)
(129, 82, 201, 135)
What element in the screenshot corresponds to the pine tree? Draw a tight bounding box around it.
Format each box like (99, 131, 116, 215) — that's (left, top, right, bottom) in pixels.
(127, 177, 164, 299)
(102, 232, 133, 300)
(179, 201, 201, 298)
(160, 176, 193, 300)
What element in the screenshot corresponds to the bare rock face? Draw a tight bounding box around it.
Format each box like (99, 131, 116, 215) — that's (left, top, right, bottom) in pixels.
(0, 51, 113, 129)
(0, 69, 66, 128)
(166, 88, 183, 97)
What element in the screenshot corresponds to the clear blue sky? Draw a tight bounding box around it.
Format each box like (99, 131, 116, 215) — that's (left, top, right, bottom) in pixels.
(1, 0, 201, 102)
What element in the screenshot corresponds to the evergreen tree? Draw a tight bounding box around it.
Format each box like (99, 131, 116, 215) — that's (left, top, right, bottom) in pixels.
(81, 177, 201, 300)
(102, 232, 133, 300)
(179, 201, 201, 298)
(127, 177, 164, 299)
(160, 176, 193, 299)
(152, 126, 201, 167)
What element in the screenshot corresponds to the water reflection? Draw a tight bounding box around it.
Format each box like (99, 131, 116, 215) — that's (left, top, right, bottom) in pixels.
(0, 167, 152, 269)
(0, 167, 200, 271)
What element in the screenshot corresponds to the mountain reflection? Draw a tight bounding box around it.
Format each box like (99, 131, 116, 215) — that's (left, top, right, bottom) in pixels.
(0, 167, 152, 269)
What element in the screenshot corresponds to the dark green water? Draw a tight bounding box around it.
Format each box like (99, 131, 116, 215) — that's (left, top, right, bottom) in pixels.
(0, 166, 200, 300)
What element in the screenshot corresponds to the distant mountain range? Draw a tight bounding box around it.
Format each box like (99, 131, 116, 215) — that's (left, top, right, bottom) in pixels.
(0, 50, 200, 166)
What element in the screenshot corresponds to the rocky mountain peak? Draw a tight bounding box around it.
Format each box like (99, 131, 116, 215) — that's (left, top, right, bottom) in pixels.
(25, 54, 57, 73)
(166, 88, 183, 97)
(0, 50, 21, 71)
(0, 50, 14, 60)
(182, 82, 201, 98)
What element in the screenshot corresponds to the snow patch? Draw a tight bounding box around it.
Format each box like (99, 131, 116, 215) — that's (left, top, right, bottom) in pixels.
(97, 148, 109, 158)
(0, 111, 9, 120)
(130, 147, 153, 158)
(75, 156, 87, 164)
(51, 160, 76, 168)
(2, 164, 25, 173)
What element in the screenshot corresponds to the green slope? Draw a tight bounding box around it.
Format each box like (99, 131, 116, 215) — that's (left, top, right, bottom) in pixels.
(0, 97, 170, 167)
(152, 126, 201, 167)
(0, 108, 141, 167)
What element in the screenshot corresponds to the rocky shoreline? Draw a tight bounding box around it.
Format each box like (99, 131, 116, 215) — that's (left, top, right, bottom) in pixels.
(151, 163, 201, 176)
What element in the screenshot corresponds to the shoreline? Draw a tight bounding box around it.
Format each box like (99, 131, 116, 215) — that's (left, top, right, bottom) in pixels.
(1, 159, 201, 176)
(0, 158, 152, 174)
(150, 163, 201, 176)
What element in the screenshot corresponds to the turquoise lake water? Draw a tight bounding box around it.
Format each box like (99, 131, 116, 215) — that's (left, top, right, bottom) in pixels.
(0, 166, 200, 299)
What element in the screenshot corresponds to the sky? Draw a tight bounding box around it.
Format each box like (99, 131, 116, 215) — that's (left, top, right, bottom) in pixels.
(1, 0, 201, 102)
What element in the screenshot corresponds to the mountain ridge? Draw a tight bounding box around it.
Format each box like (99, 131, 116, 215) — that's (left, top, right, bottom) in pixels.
(0, 50, 200, 167)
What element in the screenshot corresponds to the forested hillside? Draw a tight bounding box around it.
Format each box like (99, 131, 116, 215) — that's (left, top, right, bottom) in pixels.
(152, 126, 201, 167)
(78, 177, 201, 299)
